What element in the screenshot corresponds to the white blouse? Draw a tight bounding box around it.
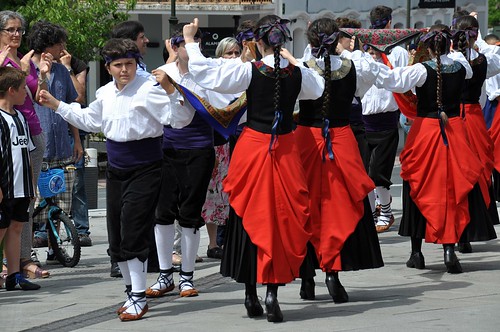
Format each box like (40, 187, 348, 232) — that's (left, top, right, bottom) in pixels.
(56, 75, 190, 142)
(360, 46, 409, 115)
(185, 42, 325, 101)
(449, 48, 500, 79)
(374, 53, 473, 94)
(300, 48, 382, 98)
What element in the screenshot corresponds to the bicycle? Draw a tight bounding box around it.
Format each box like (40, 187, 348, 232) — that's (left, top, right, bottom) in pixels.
(33, 162, 81, 267)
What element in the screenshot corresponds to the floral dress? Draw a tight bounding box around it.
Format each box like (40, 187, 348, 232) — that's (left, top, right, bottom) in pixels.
(201, 143, 230, 225)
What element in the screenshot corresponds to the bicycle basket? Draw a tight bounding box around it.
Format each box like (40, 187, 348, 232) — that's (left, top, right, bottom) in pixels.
(38, 169, 66, 198)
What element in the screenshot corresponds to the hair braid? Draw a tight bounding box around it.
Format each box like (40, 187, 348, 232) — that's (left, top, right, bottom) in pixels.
(435, 37, 442, 110)
(457, 32, 468, 61)
(322, 50, 331, 119)
(273, 46, 281, 112)
(434, 35, 448, 125)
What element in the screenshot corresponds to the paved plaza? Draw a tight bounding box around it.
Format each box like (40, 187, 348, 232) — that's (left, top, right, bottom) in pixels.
(1, 160, 500, 332)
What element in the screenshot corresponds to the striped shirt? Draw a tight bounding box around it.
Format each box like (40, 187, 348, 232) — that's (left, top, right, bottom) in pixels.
(0, 108, 35, 199)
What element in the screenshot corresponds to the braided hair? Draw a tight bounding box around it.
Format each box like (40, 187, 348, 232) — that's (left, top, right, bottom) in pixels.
(424, 24, 452, 124)
(254, 15, 292, 113)
(452, 15, 479, 62)
(307, 18, 339, 119)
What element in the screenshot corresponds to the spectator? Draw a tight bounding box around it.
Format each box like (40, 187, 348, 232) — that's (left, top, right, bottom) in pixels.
(27, 21, 81, 264)
(0, 66, 40, 290)
(60, 48, 93, 247)
(0, 10, 49, 279)
(201, 37, 242, 260)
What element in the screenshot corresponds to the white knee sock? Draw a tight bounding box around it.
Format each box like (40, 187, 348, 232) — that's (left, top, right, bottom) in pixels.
(367, 190, 376, 213)
(117, 261, 131, 286)
(376, 186, 391, 206)
(128, 258, 147, 293)
(376, 186, 393, 224)
(180, 227, 200, 273)
(154, 224, 175, 270)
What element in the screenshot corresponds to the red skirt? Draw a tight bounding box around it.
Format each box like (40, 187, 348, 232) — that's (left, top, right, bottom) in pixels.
(489, 102, 500, 172)
(400, 117, 483, 244)
(463, 103, 494, 206)
(223, 127, 310, 284)
(295, 125, 375, 271)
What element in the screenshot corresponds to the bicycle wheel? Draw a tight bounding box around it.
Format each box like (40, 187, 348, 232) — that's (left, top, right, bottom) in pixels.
(48, 212, 81, 267)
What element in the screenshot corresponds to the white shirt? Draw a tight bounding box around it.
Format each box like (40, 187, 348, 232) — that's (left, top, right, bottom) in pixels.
(185, 42, 325, 101)
(361, 46, 409, 115)
(320, 49, 383, 98)
(462, 32, 500, 101)
(374, 53, 473, 93)
(156, 61, 236, 126)
(449, 48, 500, 79)
(56, 75, 189, 142)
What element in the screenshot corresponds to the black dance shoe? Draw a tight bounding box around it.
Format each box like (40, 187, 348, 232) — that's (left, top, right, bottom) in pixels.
(244, 294, 263, 318)
(265, 291, 283, 323)
(299, 278, 315, 300)
(458, 242, 472, 254)
(444, 245, 462, 274)
(325, 273, 349, 304)
(406, 252, 426, 269)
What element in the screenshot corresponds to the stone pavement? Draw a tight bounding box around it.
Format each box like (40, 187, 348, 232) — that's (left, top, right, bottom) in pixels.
(1, 162, 500, 332)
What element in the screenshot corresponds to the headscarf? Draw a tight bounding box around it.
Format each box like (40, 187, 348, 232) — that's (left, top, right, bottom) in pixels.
(311, 32, 340, 58)
(103, 51, 142, 65)
(420, 29, 452, 50)
(235, 28, 255, 45)
(254, 18, 292, 47)
(370, 15, 391, 29)
(451, 26, 478, 46)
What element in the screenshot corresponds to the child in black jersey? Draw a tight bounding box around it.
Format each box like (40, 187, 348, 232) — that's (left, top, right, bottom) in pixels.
(0, 66, 40, 291)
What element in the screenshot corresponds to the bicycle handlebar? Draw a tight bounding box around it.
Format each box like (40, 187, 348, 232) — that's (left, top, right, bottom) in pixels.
(40, 161, 77, 172)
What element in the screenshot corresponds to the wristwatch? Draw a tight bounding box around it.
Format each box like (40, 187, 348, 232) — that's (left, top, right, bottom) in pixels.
(37, 76, 49, 85)
(66, 67, 74, 75)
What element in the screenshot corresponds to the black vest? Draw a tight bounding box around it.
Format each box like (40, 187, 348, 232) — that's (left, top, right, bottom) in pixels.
(246, 61, 302, 134)
(461, 53, 487, 104)
(299, 58, 356, 128)
(416, 61, 465, 118)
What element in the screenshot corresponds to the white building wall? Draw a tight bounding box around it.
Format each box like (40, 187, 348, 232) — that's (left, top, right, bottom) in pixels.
(88, 0, 488, 103)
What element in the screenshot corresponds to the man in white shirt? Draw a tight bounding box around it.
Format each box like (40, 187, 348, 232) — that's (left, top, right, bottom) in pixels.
(362, 5, 409, 233)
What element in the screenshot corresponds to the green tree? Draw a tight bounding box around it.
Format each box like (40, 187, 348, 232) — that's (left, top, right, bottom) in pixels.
(17, 0, 136, 62)
(0, 0, 28, 11)
(490, 0, 500, 27)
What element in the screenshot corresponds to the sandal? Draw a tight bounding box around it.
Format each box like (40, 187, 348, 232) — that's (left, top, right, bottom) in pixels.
(21, 260, 50, 279)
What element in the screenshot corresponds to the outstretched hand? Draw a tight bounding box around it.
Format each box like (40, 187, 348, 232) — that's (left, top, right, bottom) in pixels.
(152, 69, 175, 95)
(38, 89, 60, 110)
(183, 18, 199, 43)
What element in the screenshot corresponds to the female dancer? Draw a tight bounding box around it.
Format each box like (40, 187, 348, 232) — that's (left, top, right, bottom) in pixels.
(293, 18, 384, 302)
(451, 15, 500, 253)
(376, 24, 497, 273)
(183, 16, 324, 322)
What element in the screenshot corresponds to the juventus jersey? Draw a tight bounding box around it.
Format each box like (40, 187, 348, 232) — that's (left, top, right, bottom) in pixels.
(0, 108, 35, 199)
